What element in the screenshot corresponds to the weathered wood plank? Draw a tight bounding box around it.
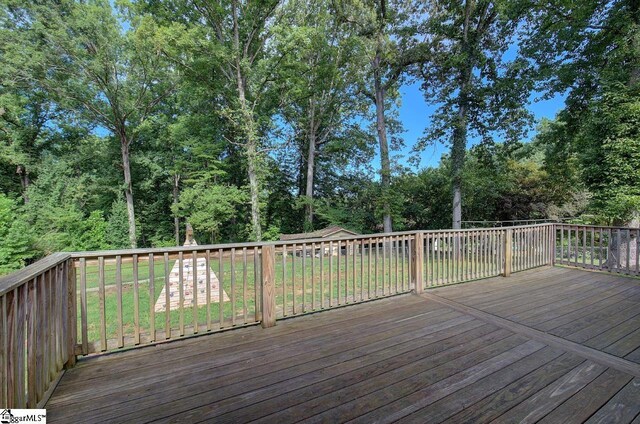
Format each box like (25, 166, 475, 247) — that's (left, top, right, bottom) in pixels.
(0, 294, 6, 407)
(98, 257, 106, 352)
(4, 288, 19, 407)
(48, 301, 461, 419)
(584, 377, 640, 423)
(446, 352, 585, 423)
(79, 258, 88, 354)
(348, 340, 546, 424)
(0, 252, 70, 296)
(53, 297, 434, 387)
(538, 368, 633, 424)
(504, 229, 512, 277)
(148, 253, 155, 342)
(39, 266, 640, 423)
(193, 251, 199, 332)
(27, 278, 37, 407)
(86, 315, 482, 423)
(65, 261, 77, 368)
(491, 361, 607, 423)
(115, 256, 123, 348)
(206, 250, 212, 330)
(293, 335, 529, 424)
(261, 245, 276, 328)
(212, 323, 498, 423)
(419, 291, 640, 378)
(396, 346, 565, 424)
(163, 253, 170, 340)
(412, 233, 424, 293)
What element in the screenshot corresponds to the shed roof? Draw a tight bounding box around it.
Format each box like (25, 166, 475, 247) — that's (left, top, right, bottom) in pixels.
(279, 225, 359, 241)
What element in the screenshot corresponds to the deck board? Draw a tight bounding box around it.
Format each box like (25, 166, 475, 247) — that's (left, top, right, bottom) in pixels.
(46, 267, 640, 423)
(433, 267, 640, 366)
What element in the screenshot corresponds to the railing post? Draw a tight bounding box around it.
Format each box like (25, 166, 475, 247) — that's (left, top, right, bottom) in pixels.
(503, 228, 513, 277)
(261, 245, 276, 328)
(6, 289, 16, 407)
(412, 233, 424, 293)
(549, 224, 556, 266)
(65, 259, 77, 368)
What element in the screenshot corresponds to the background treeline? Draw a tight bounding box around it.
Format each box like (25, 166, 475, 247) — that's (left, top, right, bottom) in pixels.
(0, 0, 638, 274)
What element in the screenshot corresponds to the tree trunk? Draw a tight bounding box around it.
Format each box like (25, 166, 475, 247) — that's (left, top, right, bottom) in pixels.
(305, 99, 317, 230)
(233, 0, 262, 241)
(373, 49, 393, 233)
(452, 0, 473, 231)
(16, 165, 29, 204)
(451, 109, 467, 230)
(173, 174, 180, 246)
(119, 132, 137, 248)
(246, 143, 262, 241)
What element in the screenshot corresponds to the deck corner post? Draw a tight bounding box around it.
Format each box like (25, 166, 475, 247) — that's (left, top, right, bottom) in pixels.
(412, 232, 424, 293)
(503, 228, 513, 277)
(260, 245, 276, 328)
(65, 259, 77, 368)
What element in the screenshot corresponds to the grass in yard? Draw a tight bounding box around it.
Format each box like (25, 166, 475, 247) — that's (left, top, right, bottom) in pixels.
(78, 248, 414, 347)
(77, 245, 516, 349)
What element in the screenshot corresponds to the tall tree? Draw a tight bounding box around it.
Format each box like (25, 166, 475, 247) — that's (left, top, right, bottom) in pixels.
(142, 0, 289, 241)
(336, 0, 422, 233)
(519, 0, 640, 226)
(276, 0, 368, 229)
(416, 0, 531, 229)
(0, 3, 60, 203)
(3, 0, 175, 247)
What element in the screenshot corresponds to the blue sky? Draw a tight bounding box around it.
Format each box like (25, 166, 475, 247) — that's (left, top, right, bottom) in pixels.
(397, 82, 567, 169)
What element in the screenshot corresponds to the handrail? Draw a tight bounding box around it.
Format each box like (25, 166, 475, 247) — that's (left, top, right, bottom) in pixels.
(59, 224, 555, 356)
(555, 224, 639, 275)
(68, 223, 554, 259)
(5, 221, 640, 408)
(0, 252, 71, 296)
(5, 221, 640, 409)
(0, 254, 76, 408)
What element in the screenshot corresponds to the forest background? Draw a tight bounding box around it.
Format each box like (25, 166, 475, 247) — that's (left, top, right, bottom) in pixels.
(1, 0, 638, 274)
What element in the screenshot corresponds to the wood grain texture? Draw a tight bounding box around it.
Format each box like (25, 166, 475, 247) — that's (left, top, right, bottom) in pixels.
(44, 270, 638, 423)
(412, 233, 424, 293)
(419, 291, 640, 378)
(504, 228, 513, 277)
(65, 260, 77, 368)
(261, 245, 276, 328)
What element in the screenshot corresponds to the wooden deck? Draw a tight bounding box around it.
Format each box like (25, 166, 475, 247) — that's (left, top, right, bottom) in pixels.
(46, 267, 640, 423)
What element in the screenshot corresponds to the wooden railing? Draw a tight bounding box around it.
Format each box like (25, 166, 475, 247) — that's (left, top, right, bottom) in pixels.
(421, 228, 502, 286)
(272, 234, 415, 320)
(555, 224, 640, 275)
(0, 253, 76, 408)
(71, 246, 263, 355)
(0, 223, 563, 407)
(510, 224, 555, 274)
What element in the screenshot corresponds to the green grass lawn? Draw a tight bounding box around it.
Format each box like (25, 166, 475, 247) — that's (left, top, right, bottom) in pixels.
(77, 244, 531, 352)
(78, 248, 414, 350)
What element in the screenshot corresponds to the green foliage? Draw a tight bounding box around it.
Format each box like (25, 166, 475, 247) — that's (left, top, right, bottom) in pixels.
(520, 0, 640, 223)
(0, 0, 637, 276)
(173, 183, 246, 242)
(0, 194, 35, 274)
(78, 211, 109, 251)
(106, 199, 132, 249)
(395, 142, 579, 229)
(577, 86, 640, 223)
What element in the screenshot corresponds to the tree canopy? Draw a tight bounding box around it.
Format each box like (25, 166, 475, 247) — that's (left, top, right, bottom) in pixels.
(0, 0, 637, 274)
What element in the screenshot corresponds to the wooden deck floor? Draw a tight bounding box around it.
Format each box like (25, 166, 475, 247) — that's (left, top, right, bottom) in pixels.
(46, 267, 640, 423)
